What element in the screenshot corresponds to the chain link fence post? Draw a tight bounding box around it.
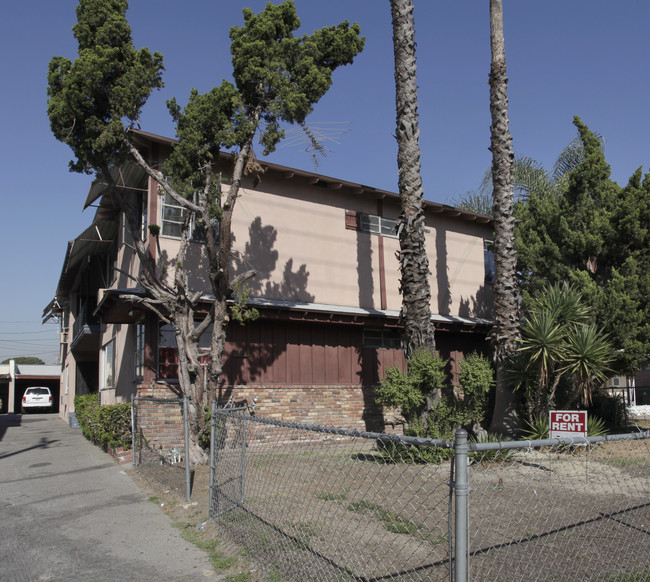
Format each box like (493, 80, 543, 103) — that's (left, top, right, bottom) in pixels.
(209, 399, 216, 512)
(183, 395, 191, 502)
(131, 394, 136, 468)
(454, 428, 469, 582)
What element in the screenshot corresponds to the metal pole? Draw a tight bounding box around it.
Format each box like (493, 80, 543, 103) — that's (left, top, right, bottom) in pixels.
(131, 395, 136, 468)
(209, 399, 216, 513)
(454, 428, 469, 582)
(240, 415, 247, 506)
(183, 395, 191, 502)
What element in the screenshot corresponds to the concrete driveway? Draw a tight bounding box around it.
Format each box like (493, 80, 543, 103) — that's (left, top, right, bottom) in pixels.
(0, 413, 222, 581)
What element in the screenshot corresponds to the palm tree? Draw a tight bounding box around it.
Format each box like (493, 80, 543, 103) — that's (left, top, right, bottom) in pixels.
(488, 0, 521, 434)
(389, 0, 436, 358)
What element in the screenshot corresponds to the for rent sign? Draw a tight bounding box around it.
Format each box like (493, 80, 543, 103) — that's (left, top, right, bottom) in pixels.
(549, 410, 588, 438)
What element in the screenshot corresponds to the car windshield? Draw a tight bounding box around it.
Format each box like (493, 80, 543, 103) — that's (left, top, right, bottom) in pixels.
(27, 388, 50, 395)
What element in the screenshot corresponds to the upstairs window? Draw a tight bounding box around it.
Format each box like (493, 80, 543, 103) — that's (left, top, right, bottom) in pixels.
(161, 192, 207, 242)
(484, 240, 495, 285)
(346, 210, 398, 238)
(123, 191, 148, 244)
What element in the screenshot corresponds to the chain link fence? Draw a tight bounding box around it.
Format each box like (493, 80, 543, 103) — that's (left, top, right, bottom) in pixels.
(132, 395, 192, 499)
(209, 407, 650, 582)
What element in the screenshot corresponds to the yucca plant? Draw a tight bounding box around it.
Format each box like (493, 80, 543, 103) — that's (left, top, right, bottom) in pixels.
(587, 415, 608, 437)
(521, 415, 549, 440)
(511, 283, 614, 420)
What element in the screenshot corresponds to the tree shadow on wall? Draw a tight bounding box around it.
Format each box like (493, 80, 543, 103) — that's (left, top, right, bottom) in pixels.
(223, 217, 315, 392)
(153, 240, 211, 294)
(458, 284, 494, 319)
(231, 216, 315, 303)
(436, 223, 452, 317)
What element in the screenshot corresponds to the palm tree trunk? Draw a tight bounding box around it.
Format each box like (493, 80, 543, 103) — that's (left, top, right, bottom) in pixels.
(488, 0, 521, 434)
(390, 0, 435, 358)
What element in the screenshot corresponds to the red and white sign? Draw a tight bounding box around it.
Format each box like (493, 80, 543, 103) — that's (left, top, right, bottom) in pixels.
(549, 410, 588, 438)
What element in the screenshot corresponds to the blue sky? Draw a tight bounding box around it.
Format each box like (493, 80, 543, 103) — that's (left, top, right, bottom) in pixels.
(1, 1, 650, 364)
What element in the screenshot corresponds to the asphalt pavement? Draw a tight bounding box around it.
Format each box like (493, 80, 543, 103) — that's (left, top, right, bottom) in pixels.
(0, 413, 223, 581)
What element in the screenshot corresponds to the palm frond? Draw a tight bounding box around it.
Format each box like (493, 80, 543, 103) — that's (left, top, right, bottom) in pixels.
(552, 132, 605, 181)
(512, 156, 554, 201)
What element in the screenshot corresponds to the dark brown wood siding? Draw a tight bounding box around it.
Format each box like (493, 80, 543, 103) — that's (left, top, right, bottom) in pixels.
(222, 319, 405, 386)
(221, 318, 488, 388)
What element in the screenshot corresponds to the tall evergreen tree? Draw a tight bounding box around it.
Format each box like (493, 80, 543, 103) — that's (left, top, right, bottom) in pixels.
(48, 0, 364, 460)
(516, 117, 650, 375)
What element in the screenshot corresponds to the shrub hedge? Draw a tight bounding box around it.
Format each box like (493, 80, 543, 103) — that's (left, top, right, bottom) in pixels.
(74, 394, 132, 450)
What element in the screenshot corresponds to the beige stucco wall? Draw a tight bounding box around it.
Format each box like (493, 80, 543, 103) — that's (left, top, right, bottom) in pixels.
(226, 175, 492, 317)
(106, 167, 493, 319)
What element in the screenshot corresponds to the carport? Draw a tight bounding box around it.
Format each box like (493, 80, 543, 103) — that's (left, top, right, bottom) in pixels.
(0, 361, 60, 414)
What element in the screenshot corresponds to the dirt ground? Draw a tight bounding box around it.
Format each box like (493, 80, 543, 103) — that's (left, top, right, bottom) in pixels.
(128, 436, 650, 582)
(127, 460, 261, 580)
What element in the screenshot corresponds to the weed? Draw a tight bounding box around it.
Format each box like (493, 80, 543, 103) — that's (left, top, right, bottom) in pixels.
(598, 573, 650, 582)
(425, 533, 448, 545)
(376, 439, 452, 464)
(315, 488, 349, 501)
(346, 500, 419, 535)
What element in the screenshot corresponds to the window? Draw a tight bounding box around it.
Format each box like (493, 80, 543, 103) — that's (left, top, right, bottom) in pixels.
(161, 192, 208, 241)
(346, 210, 398, 238)
(484, 240, 495, 285)
(123, 192, 148, 244)
(136, 191, 148, 241)
(609, 376, 621, 388)
(158, 324, 178, 380)
(360, 213, 398, 238)
(134, 323, 145, 382)
(363, 329, 402, 350)
(101, 339, 115, 389)
(158, 323, 211, 380)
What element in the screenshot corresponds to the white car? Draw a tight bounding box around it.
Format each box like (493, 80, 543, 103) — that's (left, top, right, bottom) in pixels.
(22, 387, 53, 413)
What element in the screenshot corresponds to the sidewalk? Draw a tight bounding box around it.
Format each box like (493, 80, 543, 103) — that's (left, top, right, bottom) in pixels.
(0, 413, 223, 581)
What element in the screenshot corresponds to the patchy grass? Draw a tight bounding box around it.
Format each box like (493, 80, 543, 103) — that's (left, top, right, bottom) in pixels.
(346, 500, 419, 536)
(598, 572, 650, 582)
(315, 488, 349, 501)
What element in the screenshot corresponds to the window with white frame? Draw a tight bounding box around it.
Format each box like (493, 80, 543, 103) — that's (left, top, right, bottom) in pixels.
(359, 213, 398, 238)
(161, 192, 186, 238)
(161, 192, 207, 241)
(346, 210, 398, 238)
(101, 339, 115, 389)
(134, 323, 145, 382)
